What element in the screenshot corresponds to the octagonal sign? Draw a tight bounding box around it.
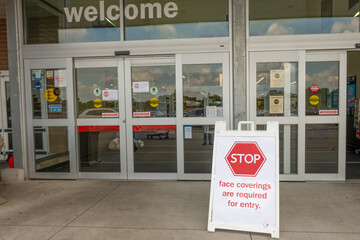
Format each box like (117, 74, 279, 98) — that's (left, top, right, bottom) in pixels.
(224, 141, 267, 177)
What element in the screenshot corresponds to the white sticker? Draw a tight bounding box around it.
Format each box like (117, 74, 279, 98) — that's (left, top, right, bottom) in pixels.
(133, 81, 150, 93)
(54, 70, 67, 87)
(270, 70, 285, 88)
(102, 90, 118, 101)
(34, 70, 42, 81)
(184, 126, 192, 139)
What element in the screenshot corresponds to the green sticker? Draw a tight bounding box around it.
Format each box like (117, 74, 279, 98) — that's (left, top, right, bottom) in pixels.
(93, 88, 101, 97)
(150, 86, 158, 95)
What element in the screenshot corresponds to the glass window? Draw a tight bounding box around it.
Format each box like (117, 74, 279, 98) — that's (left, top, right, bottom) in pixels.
(31, 69, 67, 119)
(257, 124, 298, 174)
(183, 64, 223, 118)
(76, 67, 119, 118)
(124, 0, 229, 40)
(305, 124, 338, 173)
(23, 0, 121, 44)
(5, 82, 11, 128)
(133, 125, 176, 173)
(184, 125, 214, 173)
(306, 61, 339, 116)
(78, 126, 120, 173)
(256, 62, 298, 117)
(250, 0, 360, 36)
(34, 126, 69, 172)
(132, 65, 175, 118)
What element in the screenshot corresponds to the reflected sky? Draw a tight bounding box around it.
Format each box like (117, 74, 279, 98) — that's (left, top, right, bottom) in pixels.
(250, 17, 360, 36)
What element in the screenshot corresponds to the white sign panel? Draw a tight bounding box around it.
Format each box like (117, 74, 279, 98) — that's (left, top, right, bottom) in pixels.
(102, 89, 118, 101)
(208, 121, 279, 239)
(54, 70, 67, 87)
(270, 70, 284, 88)
(133, 81, 150, 93)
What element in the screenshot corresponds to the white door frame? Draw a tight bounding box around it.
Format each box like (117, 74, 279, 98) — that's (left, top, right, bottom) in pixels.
(75, 59, 128, 179)
(0, 73, 11, 160)
(249, 50, 346, 181)
(24, 58, 77, 179)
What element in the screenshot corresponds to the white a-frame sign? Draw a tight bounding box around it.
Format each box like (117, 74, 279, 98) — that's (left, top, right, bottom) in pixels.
(208, 121, 280, 238)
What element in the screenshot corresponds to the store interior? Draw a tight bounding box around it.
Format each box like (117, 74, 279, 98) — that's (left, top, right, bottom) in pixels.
(346, 51, 360, 179)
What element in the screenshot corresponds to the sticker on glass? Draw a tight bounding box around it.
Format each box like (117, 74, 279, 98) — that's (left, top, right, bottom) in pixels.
(150, 98, 159, 107)
(54, 70, 66, 87)
(45, 88, 57, 102)
(34, 70, 42, 81)
(94, 99, 102, 108)
(269, 96, 284, 114)
(184, 126, 192, 139)
(53, 87, 61, 96)
(93, 88, 101, 97)
(46, 70, 54, 80)
(270, 70, 284, 88)
(102, 89, 118, 101)
(34, 82, 42, 90)
(150, 86, 158, 95)
(310, 95, 320, 106)
(49, 104, 62, 113)
(133, 81, 149, 93)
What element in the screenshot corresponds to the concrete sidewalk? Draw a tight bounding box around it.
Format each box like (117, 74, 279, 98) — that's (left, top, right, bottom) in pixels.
(0, 180, 359, 240)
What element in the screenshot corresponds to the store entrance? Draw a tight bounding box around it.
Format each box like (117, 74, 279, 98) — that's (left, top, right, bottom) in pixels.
(25, 53, 230, 180)
(0, 72, 12, 162)
(346, 51, 360, 179)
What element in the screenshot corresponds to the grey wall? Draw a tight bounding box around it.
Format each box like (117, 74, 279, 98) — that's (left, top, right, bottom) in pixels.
(7, 0, 24, 169)
(232, 0, 247, 127)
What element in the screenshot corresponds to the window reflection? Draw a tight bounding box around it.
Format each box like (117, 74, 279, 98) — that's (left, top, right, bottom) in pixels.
(256, 62, 298, 117)
(306, 62, 339, 116)
(133, 125, 177, 173)
(34, 126, 70, 173)
(250, 0, 360, 36)
(183, 64, 223, 118)
(132, 65, 175, 118)
(184, 125, 214, 173)
(76, 68, 119, 118)
(78, 126, 120, 173)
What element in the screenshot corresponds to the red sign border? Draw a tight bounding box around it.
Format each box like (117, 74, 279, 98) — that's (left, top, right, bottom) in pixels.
(224, 141, 267, 177)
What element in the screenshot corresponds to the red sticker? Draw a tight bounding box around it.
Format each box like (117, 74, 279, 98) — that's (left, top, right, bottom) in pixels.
(309, 84, 320, 94)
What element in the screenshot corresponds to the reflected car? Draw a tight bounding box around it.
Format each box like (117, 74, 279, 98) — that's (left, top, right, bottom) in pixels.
(78, 108, 119, 118)
(183, 108, 204, 117)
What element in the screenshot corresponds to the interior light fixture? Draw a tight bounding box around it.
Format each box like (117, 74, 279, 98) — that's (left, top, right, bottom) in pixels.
(256, 77, 264, 85)
(354, 11, 360, 18)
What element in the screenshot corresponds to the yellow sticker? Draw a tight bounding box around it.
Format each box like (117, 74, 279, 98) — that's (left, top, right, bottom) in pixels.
(45, 88, 57, 102)
(94, 99, 102, 108)
(150, 98, 159, 108)
(310, 95, 320, 105)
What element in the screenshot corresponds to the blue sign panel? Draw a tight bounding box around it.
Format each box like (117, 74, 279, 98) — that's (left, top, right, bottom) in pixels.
(34, 82, 42, 90)
(49, 104, 62, 113)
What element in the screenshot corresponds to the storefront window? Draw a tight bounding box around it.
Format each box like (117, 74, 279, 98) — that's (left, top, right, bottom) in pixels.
(305, 124, 338, 173)
(132, 65, 175, 118)
(31, 69, 67, 119)
(306, 61, 339, 116)
(184, 125, 214, 173)
(183, 64, 223, 118)
(256, 62, 298, 117)
(78, 126, 120, 173)
(250, 0, 360, 36)
(124, 0, 229, 40)
(23, 0, 121, 44)
(76, 67, 119, 118)
(133, 125, 177, 173)
(257, 124, 298, 175)
(34, 126, 69, 172)
(23, 0, 228, 44)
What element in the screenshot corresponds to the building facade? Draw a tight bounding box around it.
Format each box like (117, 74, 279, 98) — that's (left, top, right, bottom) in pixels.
(2, 0, 360, 181)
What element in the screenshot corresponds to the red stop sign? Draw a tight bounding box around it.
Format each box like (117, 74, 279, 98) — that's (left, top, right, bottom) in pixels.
(224, 141, 266, 177)
(309, 84, 320, 94)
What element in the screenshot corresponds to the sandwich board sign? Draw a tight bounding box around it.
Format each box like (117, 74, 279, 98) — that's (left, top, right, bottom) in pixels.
(208, 121, 279, 238)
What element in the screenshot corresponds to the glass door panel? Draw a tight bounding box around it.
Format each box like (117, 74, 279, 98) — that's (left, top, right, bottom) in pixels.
(75, 60, 127, 179)
(25, 58, 77, 179)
